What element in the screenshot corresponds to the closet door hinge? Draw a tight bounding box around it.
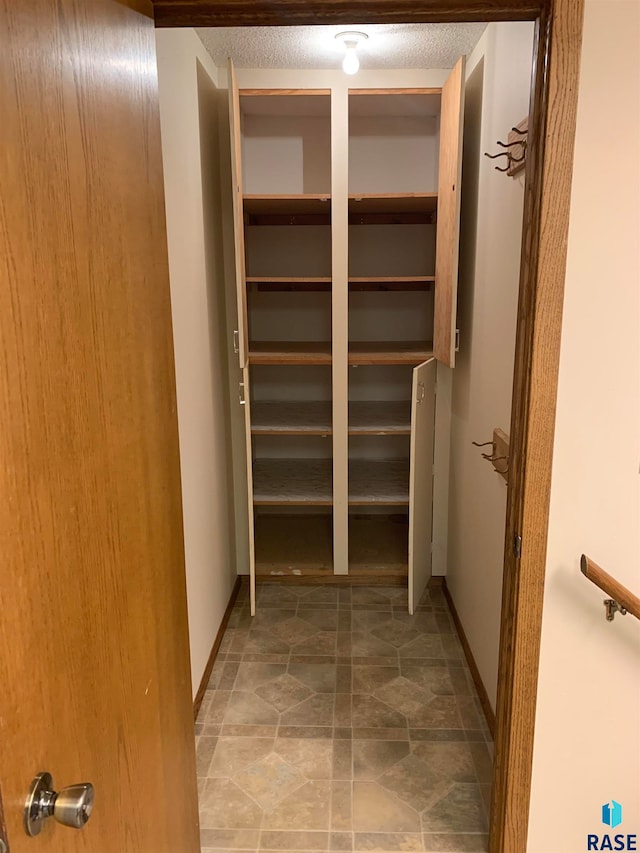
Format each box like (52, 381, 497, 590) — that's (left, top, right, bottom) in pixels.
(455, 329, 461, 352)
(233, 329, 240, 354)
(239, 382, 246, 406)
(513, 534, 522, 559)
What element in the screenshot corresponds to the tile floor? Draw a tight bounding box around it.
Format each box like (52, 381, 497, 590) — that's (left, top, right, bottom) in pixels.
(195, 581, 493, 853)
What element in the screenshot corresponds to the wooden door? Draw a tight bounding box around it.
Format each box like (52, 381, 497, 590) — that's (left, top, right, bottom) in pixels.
(228, 58, 250, 367)
(0, 1, 199, 851)
(408, 359, 437, 614)
(434, 56, 466, 368)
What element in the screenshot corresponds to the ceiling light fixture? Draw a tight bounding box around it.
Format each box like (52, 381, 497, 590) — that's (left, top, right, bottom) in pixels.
(335, 32, 368, 76)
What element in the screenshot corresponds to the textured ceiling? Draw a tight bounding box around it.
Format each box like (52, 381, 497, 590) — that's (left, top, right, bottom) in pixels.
(196, 23, 487, 71)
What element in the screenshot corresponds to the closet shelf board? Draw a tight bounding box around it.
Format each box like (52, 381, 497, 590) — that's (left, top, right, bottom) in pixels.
(348, 276, 435, 291)
(254, 514, 333, 575)
(244, 194, 332, 225)
(349, 459, 410, 505)
(249, 341, 332, 365)
(348, 401, 411, 434)
(348, 193, 437, 223)
(349, 515, 409, 574)
(251, 401, 333, 435)
(348, 341, 434, 365)
(247, 276, 332, 292)
(253, 458, 332, 505)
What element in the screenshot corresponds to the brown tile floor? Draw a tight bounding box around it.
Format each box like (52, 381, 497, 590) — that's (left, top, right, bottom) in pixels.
(195, 581, 493, 853)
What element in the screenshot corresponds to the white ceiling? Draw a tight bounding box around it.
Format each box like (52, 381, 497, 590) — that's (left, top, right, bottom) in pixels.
(196, 23, 487, 71)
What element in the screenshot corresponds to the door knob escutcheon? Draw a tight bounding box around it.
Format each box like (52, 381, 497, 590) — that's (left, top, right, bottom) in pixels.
(24, 773, 94, 836)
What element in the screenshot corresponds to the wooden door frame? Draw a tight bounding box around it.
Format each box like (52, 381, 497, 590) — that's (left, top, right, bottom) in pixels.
(151, 2, 585, 850)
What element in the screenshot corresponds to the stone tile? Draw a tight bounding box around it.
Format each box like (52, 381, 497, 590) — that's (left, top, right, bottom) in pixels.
(300, 586, 339, 604)
(240, 653, 290, 664)
(259, 829, 330, 850)
(353, 782, 420, 833)
(294, 631, 338, 655)
(447, 666, 473, 696)
(278, 725, 334, 739)
(353, 727, 410, 741)
(353, 740, 410, 780)
(354, 832, 423, 851)
(205, 691, 232, 726)
(353, 666, 401, 694)
(234, 662, 287, 691)
(378, 754, 443, 812)
(373, 676, 434, 717)
(199, 778, 263, 829)
(255, 673, 313, 712)
(412, 742, 476, 783)
(244, 630, 292, 655)
(351, 589, 397, 607)
(421, 833, 488, 852)
(221, 724, 278, 738)
(392, 612, 439, 634)
(370, 620, 422, 649)
(218, 661, 241, 690)
(398, 635, 445, 659)
(421, 783, 488, 833)
(274, 737, 333, 779)
(272, 616, 319, 645)
(208, 736, 273, 778)
(223, 691, 280, 726)
(331, 831, 354, 851)
(299, 609, 339, 631)
(280, 693, 335, 727)
(440, 633, 464, 660)
(400, 665, 454, 696)
(335, 693, 352, 727)
(337, 665, 352, 693)
(234, 752, 306, 811)
(333, 738, 352, 779)
(405, 695, 461, 729)
(351, 632, 399, 658)
(200, 828, 260, 849)
(352, 695, 407, 729)
(331, 780, 352, 831)
(262, 780, 332, 830)
(456, 696, 482, 729)
(288, 662, 337, 693)
(196, 736, 218, 777)
(468, 741, 493, 784)
(251, 608, 297, 629)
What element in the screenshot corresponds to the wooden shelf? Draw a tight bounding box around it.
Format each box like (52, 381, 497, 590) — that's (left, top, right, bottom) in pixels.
(252, 401, 332, 435)
(349, 515, 408, 575)
(348, 193, 437, 225)
(348, 341, 433, 365)
(349, 459, 409, 505)
(349, 401, 411, 435)
(254, 514, 333, 576)
(247, 276, 332, 292)
(349, 276, 435, 291)
(244, 194, 331, 226)
(249, 341, 332, 365)
(253, 458, 332, 505)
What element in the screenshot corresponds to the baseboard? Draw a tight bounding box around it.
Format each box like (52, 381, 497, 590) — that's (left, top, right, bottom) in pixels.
(442, 578, 496, 737)
(193, 575, 242, 721)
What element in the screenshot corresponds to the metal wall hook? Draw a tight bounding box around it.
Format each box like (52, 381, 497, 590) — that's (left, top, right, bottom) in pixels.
(472, 440, 493, 448)
(484, 117, 528, 175)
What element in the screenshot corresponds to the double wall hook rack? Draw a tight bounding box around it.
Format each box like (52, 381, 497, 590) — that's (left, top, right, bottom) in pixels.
(473, 428, 510, 483)
(484, 118, 528, 176)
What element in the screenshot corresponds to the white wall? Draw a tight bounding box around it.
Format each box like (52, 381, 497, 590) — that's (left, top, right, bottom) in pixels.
(156, 29, 237, 697)
(527, 1, 640, 847)
(446, 22, 535, 709)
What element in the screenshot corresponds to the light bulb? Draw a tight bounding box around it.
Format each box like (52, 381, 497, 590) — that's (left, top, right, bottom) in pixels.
(342, 44, 360, 75)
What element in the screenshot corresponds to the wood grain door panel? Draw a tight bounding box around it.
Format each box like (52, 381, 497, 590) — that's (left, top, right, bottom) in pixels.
(0, 1, 199, 849)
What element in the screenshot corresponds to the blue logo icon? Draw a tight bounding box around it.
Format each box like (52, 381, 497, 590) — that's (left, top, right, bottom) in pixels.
(602, 801, 623, 829)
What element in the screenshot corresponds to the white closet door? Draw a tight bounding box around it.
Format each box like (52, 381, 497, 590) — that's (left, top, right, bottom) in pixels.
(227, 59, 249, 367)
(408, 358, 437, 614)
(240, 365, 256, 614)
(434, 56, 465, 368)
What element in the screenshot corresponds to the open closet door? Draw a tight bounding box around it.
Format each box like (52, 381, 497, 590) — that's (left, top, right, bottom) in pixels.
(408, 358, 437, 614)
(228, 58, 249, 367)
(434, 56, 465, 368)
(241, 366, 257, 614)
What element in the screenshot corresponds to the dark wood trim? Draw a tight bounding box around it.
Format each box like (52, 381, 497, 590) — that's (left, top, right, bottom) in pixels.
(193, 576, 242, 721)
(491, 1, 585, 851)
(152, 1, 543, 28)
(442, 579, 496, 737)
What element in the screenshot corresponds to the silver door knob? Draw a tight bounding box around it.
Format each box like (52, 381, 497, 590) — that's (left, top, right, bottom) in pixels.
(24, 772, 94, 836)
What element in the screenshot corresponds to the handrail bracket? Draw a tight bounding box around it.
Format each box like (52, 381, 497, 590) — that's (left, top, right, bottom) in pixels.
(604, 599, 628, 622)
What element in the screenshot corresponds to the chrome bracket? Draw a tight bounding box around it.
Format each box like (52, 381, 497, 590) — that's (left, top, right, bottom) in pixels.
(604, 599, 628, 622)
